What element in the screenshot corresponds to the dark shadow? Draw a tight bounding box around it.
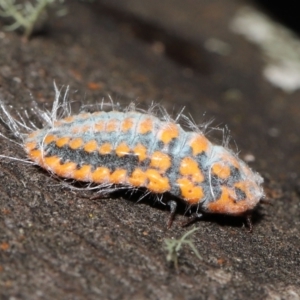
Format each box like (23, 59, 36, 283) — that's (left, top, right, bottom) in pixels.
(75, 184, 265, 230)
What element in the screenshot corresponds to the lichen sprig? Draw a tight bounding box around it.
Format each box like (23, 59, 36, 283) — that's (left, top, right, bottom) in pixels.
(0, 0, 66, 39)
(164, 227, 202, 270)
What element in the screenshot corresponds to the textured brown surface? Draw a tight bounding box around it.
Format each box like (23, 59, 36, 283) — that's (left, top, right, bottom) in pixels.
(0, 1, 299, 299)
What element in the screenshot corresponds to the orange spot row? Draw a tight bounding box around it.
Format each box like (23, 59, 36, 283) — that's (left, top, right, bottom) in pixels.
(55, 116, 154, 136)
(47, 136, 134, 158)
(27, 146, 171, 193)
(95, 166, 171, 194)
(72, 165, 170, 194)
(39, 154, 121, 183)
(92, 117, 152, 134)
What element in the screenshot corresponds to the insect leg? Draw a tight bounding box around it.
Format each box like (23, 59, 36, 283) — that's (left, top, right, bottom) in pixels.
(181, 213, 203, 227)
(246, 214, 253, 233)
(167, 200, 178, 228)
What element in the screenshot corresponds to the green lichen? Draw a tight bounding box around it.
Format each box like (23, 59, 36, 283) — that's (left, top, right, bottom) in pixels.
(164, 227, 202, 270)
(0, 0, 66, 39)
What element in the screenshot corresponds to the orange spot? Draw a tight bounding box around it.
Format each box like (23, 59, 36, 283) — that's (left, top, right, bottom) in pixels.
(212, 163, 231, 180)
(234, 182, 246, 191)
(121, 118, 134, 132)
(44, 156, 61, 171)
(24, 142, 37, 152)
(71, 127, 81, 134)
(159, 123, 179, 144)
(179, 157, 204, 183)
(190, 135, 209, 155)
(81, 125, 90, 132)
(44, 134, 56, 145)
(110, 169, 128, 184)
(177, 178, 203, 204)
(129, 168, 147, 187)
(92, 167, 110, 183)
(99, 143, 112, 155)
(115, 142, 130, 157)
(64, 116, 74, 123)
(69, 138, 83, 150)
(146, 169, 170, 193)
(74, 165, 92, 181)
(133, 144, 148, 161)
(234, 182, 248, 200)
(150, 151, 171, 172)
(106, 119, 118, 132)
(56, 137, 70, 148)
(55, 161, 77, 177)
(94, 121, 105, 132)
(28, 149, 43, 163)
(138, 118, 153, 134)
(84, 140, 98, 153)
(207, 187, 248, 215)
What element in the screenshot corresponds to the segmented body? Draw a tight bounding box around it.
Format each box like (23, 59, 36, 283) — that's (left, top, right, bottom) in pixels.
(24, 109, 264, 216)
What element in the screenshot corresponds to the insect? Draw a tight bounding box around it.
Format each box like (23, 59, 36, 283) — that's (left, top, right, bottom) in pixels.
(0, 85, 264, 230)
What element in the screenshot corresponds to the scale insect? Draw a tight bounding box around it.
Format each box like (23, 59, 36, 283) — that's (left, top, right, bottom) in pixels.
(0, 85, 264, 230)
